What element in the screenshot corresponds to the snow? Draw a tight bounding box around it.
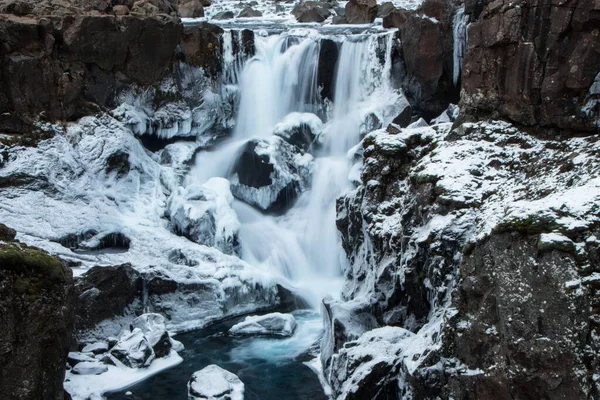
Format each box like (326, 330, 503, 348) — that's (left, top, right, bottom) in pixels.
(273, 112, 324, 139)
(131, 314, 168, 348)
(188, 365, 244, 400)
(65, 350, 183, 400)
(82, 342, 108, 354)
(229, 312, 297, 336)
(72, 362, 109, 376)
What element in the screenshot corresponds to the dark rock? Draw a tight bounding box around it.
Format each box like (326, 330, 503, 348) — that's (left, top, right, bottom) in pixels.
(237, 6, 262, 17)
(152, 331, 172, 358)
(392, 102, 412, 127)
(74, 264, 143, 332)
(0, 223, 16, 241)
(0, 241, 74, 400)
(109, 328, 154, 368)
(317, 38, 339, 102)
(460, 0, 600, 133)
(212, 10, 234, 19)
(344, 0, 377, 24)
(377, 1, 394, 18)
(180, 22, 224, 79)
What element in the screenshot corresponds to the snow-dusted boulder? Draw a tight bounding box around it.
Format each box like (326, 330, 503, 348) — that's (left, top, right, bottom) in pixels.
(431, 103, 459, 124)
(229, 136, 312, 213)
(67, 352, 96, 366)
(188, 365, 245, 400)
(407, 118, 429, 128)
(82, 342, 108, 355)
(110, 328, 155, 368)
(229, 312, 297, 337)
(166, 178, 240, 255)
(71, 361, 109, 376)
(131, 313, 172, 358)
(273, 112, 323, 152)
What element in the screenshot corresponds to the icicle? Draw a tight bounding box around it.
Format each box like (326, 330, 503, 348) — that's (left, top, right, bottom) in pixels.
(452, 6, 468, 86)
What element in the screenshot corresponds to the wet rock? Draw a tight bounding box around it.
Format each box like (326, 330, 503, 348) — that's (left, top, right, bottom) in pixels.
(344, 0, 377, 24)
(71, 361, 108, 376)
(461, 0, 600, 133)
(166, 178, 240, 255)
(237, 6, 261, 18)
(110, 328, 155, 368)
(178, 0, 204, 17)
(317, 38, 339, 102)
(229, 136, 312, 213)
(74, 264, 143, 333)
(0, 239, 74, 400)
(229, 312, 297, 337)
(188, 365, 245, 400)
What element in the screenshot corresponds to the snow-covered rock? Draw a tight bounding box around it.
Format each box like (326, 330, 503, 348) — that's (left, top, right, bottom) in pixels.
(131, 313, 172, 358)
(273, 112, 323, 152)
(110, 328, 155, 369)
(67, 352, 96, 366)
(229, 136, 312, 213)
(71, 361, 109, 376)
(81, 342, 108, 355)
(229, 312, 297, 337)
(166, 178, 241, 255)
(188, 365, 245, 400)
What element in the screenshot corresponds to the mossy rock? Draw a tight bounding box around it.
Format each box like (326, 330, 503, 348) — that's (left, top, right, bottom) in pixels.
(0, 223, 16, 241)
(494, 214, 559, 235)
(0, 243, 70, 296)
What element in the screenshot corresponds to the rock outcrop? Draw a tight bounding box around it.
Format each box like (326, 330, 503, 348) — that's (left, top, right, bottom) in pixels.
(188, 365, 245, 400)
(327, 120, 600, 399)
(460, 0, 600, 133)
(0, 224, 74, 400)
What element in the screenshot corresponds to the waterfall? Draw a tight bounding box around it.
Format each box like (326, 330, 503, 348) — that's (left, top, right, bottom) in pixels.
(452, 6, 468, 86)
(189, 29, 404, 307)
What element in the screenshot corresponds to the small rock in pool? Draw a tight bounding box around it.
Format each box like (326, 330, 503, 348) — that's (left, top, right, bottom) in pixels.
(228, 312, 297, 337)
(188, 365, 244, 400)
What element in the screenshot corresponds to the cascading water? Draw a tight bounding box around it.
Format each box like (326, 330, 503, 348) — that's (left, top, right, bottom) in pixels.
(189, 29, 404, 308)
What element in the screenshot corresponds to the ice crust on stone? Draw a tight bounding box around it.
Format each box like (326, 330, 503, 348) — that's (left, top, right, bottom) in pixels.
(188, 365, 245, 400)
(229, 312, 297, 336)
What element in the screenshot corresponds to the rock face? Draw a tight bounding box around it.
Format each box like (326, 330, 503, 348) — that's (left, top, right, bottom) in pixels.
(0, 226, 74, 400)
(0, 13, 181, 134)
(384, 0, 458, 118)
(229, 312, 297, 337)
(188, 365, 245, 400)
(327, 121, 600, 399)
(460, 0, 600, 133)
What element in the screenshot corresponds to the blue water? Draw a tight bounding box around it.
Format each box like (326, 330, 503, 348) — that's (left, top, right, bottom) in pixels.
(106, 310, 327, 400)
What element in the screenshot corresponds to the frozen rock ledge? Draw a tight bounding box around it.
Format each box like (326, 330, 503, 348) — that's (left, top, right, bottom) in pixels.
(228, 312, 297, 337)
(188, 365, 245, 400)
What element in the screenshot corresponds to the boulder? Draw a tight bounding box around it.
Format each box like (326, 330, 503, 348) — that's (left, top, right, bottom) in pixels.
(273, 112, 323, 152)
(237, 6, 261, 18)
(377, 1, 394, 18)
(344, 0, 377, 24)
(391, 101, 413, 127)
(292, 2, 332, 22)
(71, 361, 108, 376)
(178, 0, 204, 17)
(212, 10, 234, 19)
(229, 312, 297, 337)
(113, 5, 130, 15)
(74, 264, 143, 333)
(166, 178, 241, 255)
(110, 328, 155, 368)
(229, 136, 312, 213)
(0, 239, 74, 400)
(188, 365, 245, 400)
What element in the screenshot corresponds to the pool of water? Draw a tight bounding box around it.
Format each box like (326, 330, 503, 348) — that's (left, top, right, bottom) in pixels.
(106, 310, 328, 400)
